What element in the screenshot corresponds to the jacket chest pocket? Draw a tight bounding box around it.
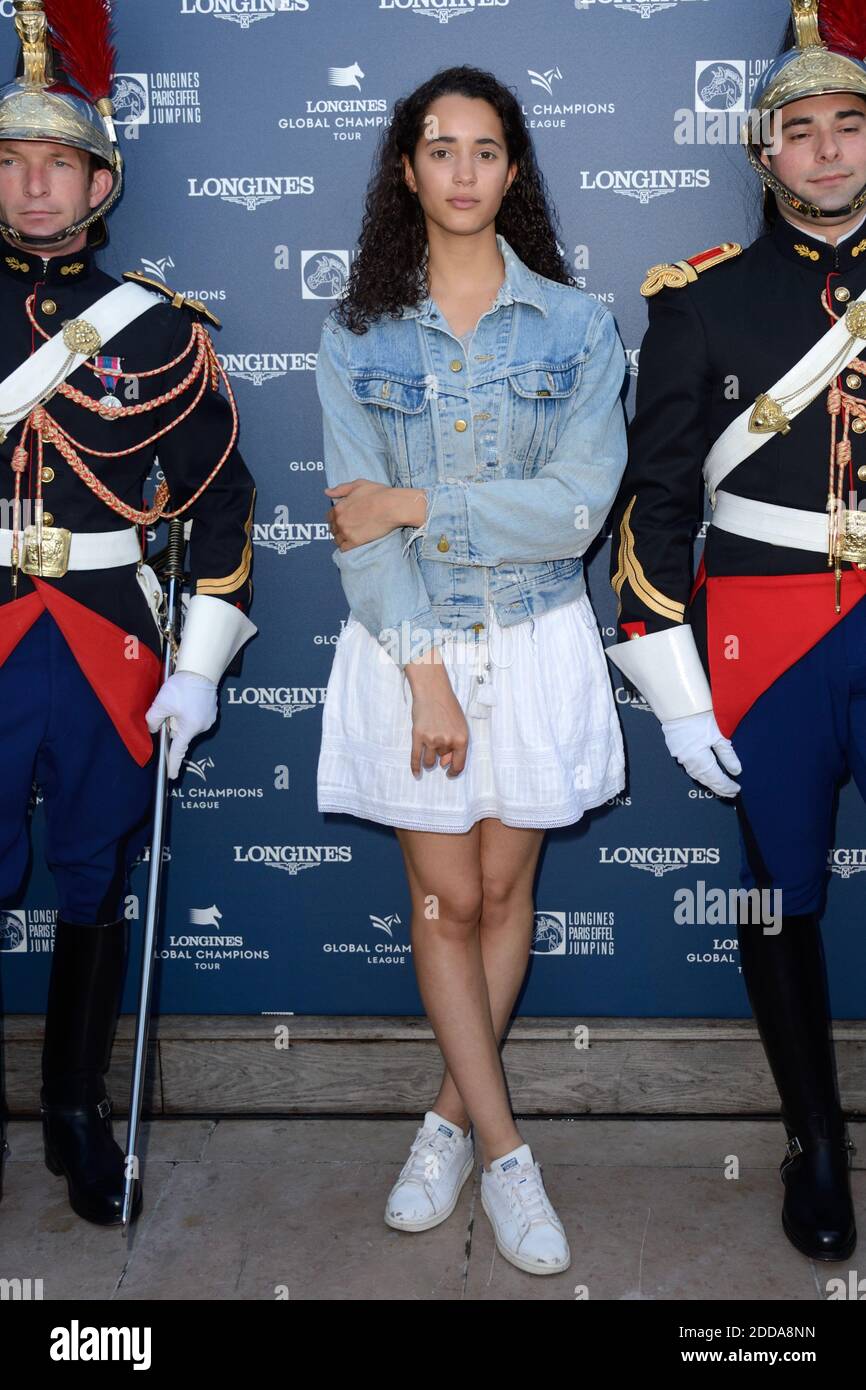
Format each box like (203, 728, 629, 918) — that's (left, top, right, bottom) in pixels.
(349, 373, 433, 486)
(505, 355, 586, 474)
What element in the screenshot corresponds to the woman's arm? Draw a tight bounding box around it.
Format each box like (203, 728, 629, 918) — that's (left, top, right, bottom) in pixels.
(316, 314, 447, 670)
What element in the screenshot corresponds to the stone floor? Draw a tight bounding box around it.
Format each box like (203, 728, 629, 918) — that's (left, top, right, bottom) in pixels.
(1, 1117, 863, 1300)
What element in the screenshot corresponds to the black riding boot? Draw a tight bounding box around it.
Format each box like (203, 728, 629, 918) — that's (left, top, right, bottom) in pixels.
(738, 908, 856, 1261)
(41, 915, 142, 1226)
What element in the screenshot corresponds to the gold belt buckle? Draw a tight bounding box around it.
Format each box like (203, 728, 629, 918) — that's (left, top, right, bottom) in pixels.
(21, 524, 72, 577)
(837, 509, 866, 569)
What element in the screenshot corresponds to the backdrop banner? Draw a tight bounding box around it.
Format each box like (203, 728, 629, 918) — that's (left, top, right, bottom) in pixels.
(2, 0, 863, 1020)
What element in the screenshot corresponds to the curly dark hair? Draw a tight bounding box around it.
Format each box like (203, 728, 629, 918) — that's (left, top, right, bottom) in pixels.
(334, 65, 575, 334)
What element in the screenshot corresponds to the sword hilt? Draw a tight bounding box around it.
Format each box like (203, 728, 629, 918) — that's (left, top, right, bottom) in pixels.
(165, 517, 185, 581)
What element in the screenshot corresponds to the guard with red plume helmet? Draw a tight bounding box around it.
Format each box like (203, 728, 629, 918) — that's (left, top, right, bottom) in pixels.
(0, 0, 258, 1230)
(608, 0, 866, 1266)
(0, 1, 122, 247)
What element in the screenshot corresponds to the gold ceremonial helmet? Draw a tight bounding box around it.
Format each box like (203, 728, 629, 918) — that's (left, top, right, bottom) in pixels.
(0, 1, 123, 248)
(746, 0, 866, 222)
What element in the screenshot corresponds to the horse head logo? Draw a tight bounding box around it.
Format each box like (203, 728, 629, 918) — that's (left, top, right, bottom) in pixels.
(531, 912, 565, 954)
(112, 75, 148, 125)
(305, 253, 348, 299)
(0, 910, 25, 952)
(698, 63, 744, 113)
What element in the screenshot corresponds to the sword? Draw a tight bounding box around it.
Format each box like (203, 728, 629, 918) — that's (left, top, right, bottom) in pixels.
(121, 516, 187, 1234)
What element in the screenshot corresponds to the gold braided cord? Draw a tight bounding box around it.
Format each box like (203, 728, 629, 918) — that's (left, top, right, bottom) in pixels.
(7, 320, 241, 572)
(54, 337, 209, 439)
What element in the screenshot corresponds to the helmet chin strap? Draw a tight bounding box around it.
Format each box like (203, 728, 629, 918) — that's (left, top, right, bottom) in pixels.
(0, 198, 114, 249)
(747, 142, 866, 223)
(1, 218, 89, 250)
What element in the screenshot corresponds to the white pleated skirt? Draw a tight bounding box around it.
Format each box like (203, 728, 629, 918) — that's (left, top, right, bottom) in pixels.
(316, 593, 625, 834)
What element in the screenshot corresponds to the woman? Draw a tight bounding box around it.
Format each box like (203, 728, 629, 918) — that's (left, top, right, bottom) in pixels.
(315, 65, 627, 1277)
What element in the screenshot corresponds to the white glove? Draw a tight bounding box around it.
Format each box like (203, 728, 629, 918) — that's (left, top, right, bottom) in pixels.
(145, 670, 218, 780)
(660, 710, 742, 798)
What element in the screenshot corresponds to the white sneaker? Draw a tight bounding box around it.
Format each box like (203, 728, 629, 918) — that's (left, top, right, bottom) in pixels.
(385, 1110, 475, 1232)
(480, 1142, 571, 1275)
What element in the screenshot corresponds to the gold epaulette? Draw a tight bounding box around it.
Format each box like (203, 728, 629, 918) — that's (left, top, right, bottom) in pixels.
(122, 270, 222, 328)
(640, 242, 742, 298)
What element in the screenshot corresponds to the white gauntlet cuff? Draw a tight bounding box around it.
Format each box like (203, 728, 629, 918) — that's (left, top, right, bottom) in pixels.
(175, 594, 257, 685)
(605, 624, 713, 722)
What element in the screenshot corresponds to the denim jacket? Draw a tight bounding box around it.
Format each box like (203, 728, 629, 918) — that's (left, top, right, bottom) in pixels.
(315, 232, 627, 672)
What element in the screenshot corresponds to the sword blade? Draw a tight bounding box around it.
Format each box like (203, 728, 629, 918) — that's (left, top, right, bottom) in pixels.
(121, 540, 184, 1234)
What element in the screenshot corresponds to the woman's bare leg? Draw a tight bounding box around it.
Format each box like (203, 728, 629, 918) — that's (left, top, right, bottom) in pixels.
(395, 818, 545, 1169)
(431, 818, 544, 1149)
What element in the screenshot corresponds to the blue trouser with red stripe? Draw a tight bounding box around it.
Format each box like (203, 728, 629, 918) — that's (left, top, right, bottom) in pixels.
(729, 595, 866, 915)
(0, 610, 158, 924)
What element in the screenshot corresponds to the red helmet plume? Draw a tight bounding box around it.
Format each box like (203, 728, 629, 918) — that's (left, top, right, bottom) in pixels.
(820, 0, 866, 59)
(43, 0, 117, 104)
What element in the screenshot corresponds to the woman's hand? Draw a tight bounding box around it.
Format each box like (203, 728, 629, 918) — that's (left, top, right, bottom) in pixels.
(325, 479, 399, 550)
(405, 658, 469, 779)
(325, 480, 427, 550)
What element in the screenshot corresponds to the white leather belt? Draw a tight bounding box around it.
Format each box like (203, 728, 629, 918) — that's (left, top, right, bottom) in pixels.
(711, 490, 830, 553)
(0, 525, 141, 569)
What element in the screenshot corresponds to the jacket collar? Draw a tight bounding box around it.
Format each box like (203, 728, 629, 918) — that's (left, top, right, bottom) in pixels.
(0, 232, 94, 286)
(771, 209, 866, 273)
(400, 232, 548, 322)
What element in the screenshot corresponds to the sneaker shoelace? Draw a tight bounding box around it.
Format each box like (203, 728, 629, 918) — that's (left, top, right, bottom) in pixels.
(399, 1124, 464, 1191)
(500, 1162, 557, 1235)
